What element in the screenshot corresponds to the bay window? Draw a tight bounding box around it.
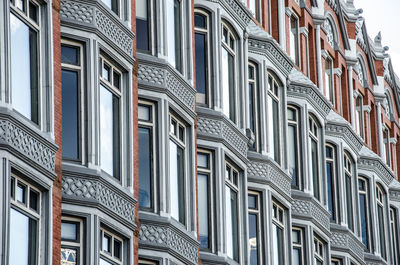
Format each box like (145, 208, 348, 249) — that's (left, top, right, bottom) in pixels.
(61, 217, 83, 265)
(267, 74, 281, 164)
(377, 185, 387, 260)
(344, 153, 354, 231)
(292, 227, 304, 265)
(167, 0, 182, 72)
(194, 11, 210, 105)
(358, 176, 372, 250)
(102, 0, 119, 16)
(248, 191, 262, 265)
(100, 228, 124, 265)
(221, 23, 237, 122)
(248, 62, 259, 150)
(225, 161, 239, 261)
(314, 236, 325, 265)
(290, 15, 300, 66)
(138, 101, 155, 209)
(272, 201, 285, 265)
(326, 144, 338, 222)
(355, 96, 364, 139)
(10, 0, 40, 124)
(197, 150, 212, 249)
(325, 58, 334, 105)
(9, 174, 41, 265)
(169, 115, 186, 224)
(288, 106, 301, 189)
(309, 116, 321, 201)
(99, 57, 122, 180)
(136, 0, 152, 51)
(62, 42, 83, 161)
(390, 207, 399, 265)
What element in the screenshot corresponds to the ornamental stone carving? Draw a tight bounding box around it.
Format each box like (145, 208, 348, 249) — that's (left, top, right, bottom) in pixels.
(325, 123, 363, 153)
(331, 230, 364, 262)
(0, 117, 56, 173)
(219, 0, 252, 29)
(60, 0, 134, 56)
(138, 61, 196, 112)
(358, 157, 393, 186)
(287, 84, 331, 117)
(140, 222, 198, 264)
(62, 175, 136, 226)
(292, 197, 330, 232)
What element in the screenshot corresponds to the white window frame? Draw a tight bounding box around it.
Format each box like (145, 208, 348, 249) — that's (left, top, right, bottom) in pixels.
(267, 73, 281, 165)
(376, 185, 387, 260)
(272, 200, 286, 265)
(288, 105, 301, 189)
(314, 236, 325, 265)
(326, 143, 338, 223)
(61, 216, 83, 265)
(248, 62, 259, 151)
(100, 227, 124, 265)
(309, 116, 321, 201)
(344, 152, 354, 232)
(358, 176, 372, 251)
(292, 227, 304, 265)
(248, 190, 263, 265)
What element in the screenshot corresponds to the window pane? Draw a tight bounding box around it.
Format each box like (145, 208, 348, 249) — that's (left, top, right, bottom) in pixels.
(273, 224, 284, 265)
(346, 175, 353, 231)
(114, 239, 122, 259)
(16, 183, 26, 204)
(29, 189, 39, 212)
(61, 45, 79, 65)
(248, 213, 259, 265)
(198, 173, 209, 248)
(169, 140, 185, 223)
(195, 32, 207, 104)
(378, 205, 386, 259)
(225, 185, 238, 261)
(326, 161, 335, 220)
(174, 0, 181, 72)
(100, 85, 120, 178)
(136, 0, 149, 51)
(195, 14, 206, 28)
(139, 127, 152, 208)
(248, 194, 257, 209)
(311, 139, 320, 200)
(61, 222, 78, 241)
(29, 2, 38, 23)
(10, 208, 37, 265)
(197, 153, 209, 168)
(10, 13, 38, 123)
(293, 248, 301, 265)
(62, 70, 80, 160)
(100, 258, 113, 265)
(359, 193, 369, 248)
(103, 234, 111, 253)
(138, 105, 151, 121)
(166, 0, 176, 68)
(249, 83, 255, 133)
(61, 248, 77, 265)
(221, 47, 235, 122)
(288, 124, 298, 186)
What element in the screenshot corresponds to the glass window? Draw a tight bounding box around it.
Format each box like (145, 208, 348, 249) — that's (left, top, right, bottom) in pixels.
(267, 74, 281, 164)
(225, 161, 239, 261)
(383, 127, 391, 167)
(9, 175, 41, 265)
(344, 153, 354, 231)
(221, 23, 237, 123)
(288, 106, 301, 189)
(136, 0, 151, 51)
(101, 0, 119, 16)
(61, 217, 82, 265)
(100, 228, 124, 265)
(325, 58, 334, 105)
(10, 2, 40, 124)
(314, 236, 325, 265)
(292, 227, 304, 265)
(166, 0, 182, 72)
(272, 201, 285, 265)
(195, 11, 210, 105)
(248, 63, 259, 150)
(355, 96, 364, 139)
(326, 144, 339, 222)
(197, 150, 212, 249)
(358, 177, 372, 250)
(169, 115, 186, 224)
(290, 16, 300, 66)
(138, 102, 155, 209)
(99, 57, 122, 180)
(391, 207, 399, 265)
(377, 185, 387, 260)
(309, 116, 321, 201)
(248, 191, 262, 265)
(62, 43, 83, 161)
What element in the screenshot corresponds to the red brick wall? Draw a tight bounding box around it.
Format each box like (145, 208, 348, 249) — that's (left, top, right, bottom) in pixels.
(52, 0, 62, 264)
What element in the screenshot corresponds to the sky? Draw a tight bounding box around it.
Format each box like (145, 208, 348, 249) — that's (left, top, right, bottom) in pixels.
(354, 0, 400, 75)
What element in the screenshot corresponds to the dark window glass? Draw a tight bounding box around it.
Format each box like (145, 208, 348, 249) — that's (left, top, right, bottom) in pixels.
(248, 213, 259, 265)
(194, 14, 206, 28)
(360, 193, 369, 248)
(29, 189, 39, 212)
(114, 239, 122, 260)
(378, 205, 386, 259)
(29, 2, 38, 23)
(326, 160, 334, 220)
(249, 82, 255, 132)
(230, 189, 238, 261)
(112, 95, 121, 179)
(198, 173, 209, 248)
(61, 46, 79, 65)
(138, 127, 152, 208)
(346, 175, 353, 231)
(248, 194, 257, 209)
(311, 139, 319, 200)
(174, 0, 182, 72)
(136, 0, 150, 51)
(195, 32, 207, 102)
(228, 53, 235, 121)
(273, 224, 284, 265)
(62, 70, 80, 160)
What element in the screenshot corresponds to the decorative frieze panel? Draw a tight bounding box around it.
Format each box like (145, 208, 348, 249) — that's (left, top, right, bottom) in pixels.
(218, 0, 252, 29)
(0, 116, 56, 174)
(326, 123, 363, 153)
(138, 61, 196, 113)
(248, 37, 294, 76)
(331, 229, 365, 262)
(139, 222, 199, 264)
(60, 0, 134, 56)
(197, 115, 248, 160)
(62, 175, 136, 227)
(358, 157, 394, 186)
(287, 83, 332, 117)
(247, 159, 291, 196)
(292, 197, 330, 233)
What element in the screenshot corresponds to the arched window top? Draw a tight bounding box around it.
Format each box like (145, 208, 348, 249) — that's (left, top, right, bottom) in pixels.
(267, 71, 282, 98)
(194, 9, 209, 30)
(323, 17, 335, 47)
(344, 151, 354, 173)
(358, 176, 369, 192)
(376, 184, 385, 204)
(309, 115, 320, 137)
(221, 21, 237, 53)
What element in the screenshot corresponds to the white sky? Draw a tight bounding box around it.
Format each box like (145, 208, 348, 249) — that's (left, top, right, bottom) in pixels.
(354, 0, 400, 74)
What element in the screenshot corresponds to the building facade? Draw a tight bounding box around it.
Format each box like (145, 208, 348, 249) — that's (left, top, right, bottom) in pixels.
(2, 0, 400, 265)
